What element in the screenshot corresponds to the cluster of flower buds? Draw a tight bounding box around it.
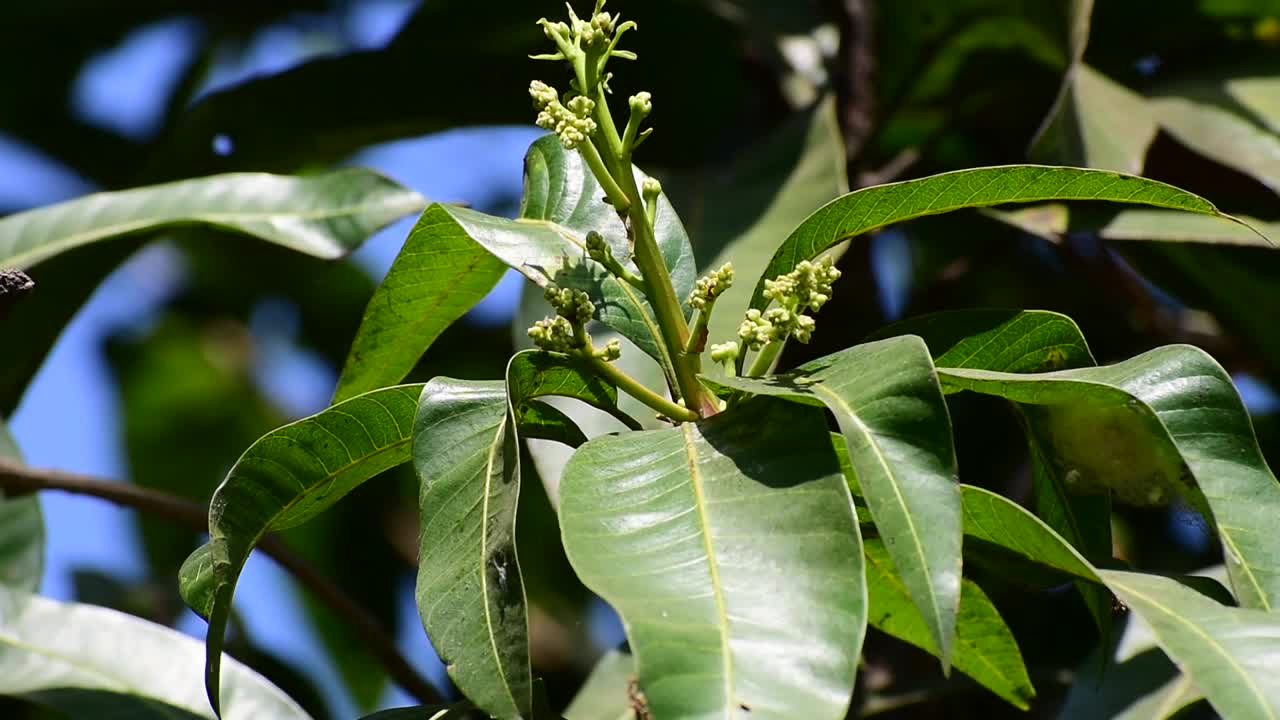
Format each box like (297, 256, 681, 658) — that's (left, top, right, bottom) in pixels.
(528, 315, 581, 354)
(528, 284, 625, 363)
(738, 258, 841, 350)
(688, 263, 734, 310)
(534, 1, 637, 88)
(763, 258, 841, 311)
(530, 81, 598, 150)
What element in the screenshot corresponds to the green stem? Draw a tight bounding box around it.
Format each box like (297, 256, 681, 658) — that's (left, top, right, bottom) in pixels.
(746, 340, 785, 377)
(590, 87, 707, 417)
(578, 140, 631, 212)
(684, 304, 711, 355)
(582, 350, 698, 423)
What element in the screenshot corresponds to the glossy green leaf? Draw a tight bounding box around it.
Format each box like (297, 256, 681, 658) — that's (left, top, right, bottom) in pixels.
(749, 166, 1257, 312)
(959, 485, 1100, 584)
(0, 169, 425, 269)
(358, 704, 482, 720)
(1100, 570, 1280, 720)
(412, 353, 637, 716)
(0, 584, 309, 719)
(872, 309, 1096, 378)
(863, 538, 1035, 710)
(674, 98, 847, 373)
(0, 422, 42, 593)
(178, 384, 424, 714)
(877, 310, 1111, 630)
(707, 336, 962, 668)
(940, 346, 1280, 610)
(436, 135, 694, 381)
(414, 379, 529, 718)
(560, 398, 865, 720)
(564, 650, 636, 720)
(332, 206, 507, 402)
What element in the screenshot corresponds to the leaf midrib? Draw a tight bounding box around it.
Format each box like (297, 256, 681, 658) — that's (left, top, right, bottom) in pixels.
(1106, 574, 1275, 720)
(812, 383, 946, 658)
(681, 424, 735, 717)
(479, 412, 524, 713)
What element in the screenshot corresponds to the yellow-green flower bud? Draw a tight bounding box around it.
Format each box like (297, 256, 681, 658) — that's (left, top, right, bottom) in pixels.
(596, 338, 622, 362)
(688, 262, 734, 309)
(545, 285, 595, 325)
(629, 91, 652, 117)
(529, 80, 558, 109)
(528, 316, 581, 353)
(710, 341, 740, 364)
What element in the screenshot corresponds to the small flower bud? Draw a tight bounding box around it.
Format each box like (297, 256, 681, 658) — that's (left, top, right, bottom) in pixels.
(709, 341, 740, 365)
(596, 338, 622, 362)
(528, 316, 581, 353)
(629, 91, 652, 117)
(529, 80, 558, 109)
(585, 231, 610, 262)
(544, 285, 595, 325)
(688, 262, 734, 309)
(642, 177, 662, 203)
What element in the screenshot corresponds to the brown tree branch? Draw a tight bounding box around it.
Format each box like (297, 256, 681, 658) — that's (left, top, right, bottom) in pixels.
(828, 0, 877, 174)
(0, 458, 444, 707)
(0, 269, 35, 320)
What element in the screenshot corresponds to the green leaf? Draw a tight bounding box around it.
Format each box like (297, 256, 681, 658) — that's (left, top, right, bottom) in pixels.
(560, 397, 865, 719)
(414, 379, 529, 717)
(358, 704, 482, 720)
(0, 584, 310, 719)
(1031, 65, 1156, 174)
(0, 421, 42, 593)
(877, 310, 1112, 630)
(940, 346, 1280, 610)
(706, 336, 962, 668)
(749, 166, 1258, 312)
(959, 485, 1100, 585)
(872, 309, 1096, 377)
(437, 135, 694, 383)
(863, 538, 1035, 710)
(412, 354, 636, 716)
(1099, 570, 1280, 719)
(178, 384, 423, 714)
(1151, 95, 1280, 195)
(669, 97, 847, 372)
(564, 650, 636, 720)
(0, 169, 424, 416)
(332, 207, 507, 402)
(0, 169, 425, 269)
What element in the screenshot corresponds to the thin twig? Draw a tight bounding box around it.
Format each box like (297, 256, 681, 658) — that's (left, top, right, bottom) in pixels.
(0, 459, 444, 706)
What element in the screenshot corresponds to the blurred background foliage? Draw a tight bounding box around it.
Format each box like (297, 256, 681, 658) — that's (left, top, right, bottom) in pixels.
(2, 0, 1280, 717)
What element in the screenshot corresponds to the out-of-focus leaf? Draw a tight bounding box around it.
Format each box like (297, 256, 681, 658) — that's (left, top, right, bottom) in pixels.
(958, 485, 1100, 584)
(564, 650, 636, 720)
(560, 398, 865, 719)
(708, 337, 961, 668)
(750, 166, 1257, 313)
(1151, 95, 1280, 195)
(941, 346, 1280, 611)
(864, 538, 1034, 710)
(357, 704, 482, 719)
(178, 385, 423, 715)
(0, 170, 424, 270)
(0, 421, 41, 593)
(332, 208, 507, 403)
(0, 169, 422, 415)
(1031, 65, 1156, 174)
(672, 97, 847, 375)
(0, 584, 310, 719)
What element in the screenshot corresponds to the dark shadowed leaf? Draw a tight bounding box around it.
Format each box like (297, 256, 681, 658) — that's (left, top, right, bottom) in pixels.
(0, 585, 309, 719)
(178, 385, 423, 714)
(864, 538, 1034, 709)
(707, 336, 962, 668)
(560, 398, 865, 719)
(1031, 65, 1156, 174)
(750, 166, 1259, 312)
